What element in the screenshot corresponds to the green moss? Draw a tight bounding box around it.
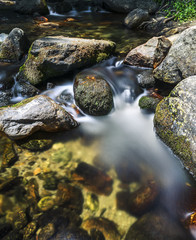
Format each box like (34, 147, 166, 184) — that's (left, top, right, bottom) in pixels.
(139, 96, 160, 111)
(96, 53, 109, 63)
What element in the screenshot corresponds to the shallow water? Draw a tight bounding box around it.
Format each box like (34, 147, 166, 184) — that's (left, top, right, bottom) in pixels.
(0, 6, 196, 240)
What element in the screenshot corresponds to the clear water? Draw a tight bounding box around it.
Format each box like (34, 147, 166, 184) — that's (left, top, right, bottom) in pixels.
(0, 6, 195, 240)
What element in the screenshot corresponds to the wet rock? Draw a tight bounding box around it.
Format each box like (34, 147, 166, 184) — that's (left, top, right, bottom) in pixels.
(85, 192, 99, 212)
(102, 0, 158, 14)
(23, 221, 37, 240)
(50, 227, 91, 240)
(124, 36, 171, 68)
(74, 70, 113, 116)
(72, 162, 113, 195)
(1, 143, 18, 168)
(15, 0, 49, 15)
(43, 172, 58, 190)
(0, 177, 22, 193)
(38, 22, 60, 28)
(26, 178, 40, 206)
(125, 210, 192, 240)
(0, 95, 78, 140)
(13, 80, 40, 98)
(0, 194, 13, 215)
(0, 91, 12, 107)
(124, 8, 150, 29)
(117, 178, 159, 216)
(154, 76, 196, 178)
(153, 26, 196, 84)
(82, 217, 121, 240)
(56, 89, 74, 106)
(1, 230, 23, 240)
(19, 138, 53, 152)
(17, 36, 116, 85)
(38, 196, 55, 211)
(90, 228, 105, 240)
(137, 68, 155, 88)
(139, 96, 160, 111)
(36, 223, 55, 239)
(0, 28, 30, 63)
(0, 223, 12, 239)
(115, 159, 141, 184)
(55, 183, 84, 213)
(37, 207, 69, 229)
(7, 208, 28, 230)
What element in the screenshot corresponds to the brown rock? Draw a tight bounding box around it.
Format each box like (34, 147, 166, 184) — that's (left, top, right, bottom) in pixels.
(124, 36, 171, 68)
(116, 178, 159, 216)
(82, 217, 121, 240)
(72, 162, 113, 195)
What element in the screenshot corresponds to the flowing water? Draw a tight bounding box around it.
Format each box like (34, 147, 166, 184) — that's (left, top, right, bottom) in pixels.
(0, 5, 196, 240)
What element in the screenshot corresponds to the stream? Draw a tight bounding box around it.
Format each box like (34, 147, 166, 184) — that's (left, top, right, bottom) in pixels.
(0, 5, 196, 240)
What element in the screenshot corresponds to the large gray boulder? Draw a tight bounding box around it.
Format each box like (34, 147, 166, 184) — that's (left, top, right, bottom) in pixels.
(153, 26, 196, 84)
(15, 0, 49, 15)
(154, 76, 196, 178)
(17, 36, 116, 85)
(102, 0, 158, 14)
(0, 95, 78, 140)
(74, 69, 113, 116)
(0, 28, 30, 63)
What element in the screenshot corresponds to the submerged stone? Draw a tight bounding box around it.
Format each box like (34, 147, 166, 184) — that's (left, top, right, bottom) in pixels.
(72, 162, 113, 195)
(117, 178, 159, 216)
(74, 70, 114, 116)
(38, 196, 55, 211)
(0, 95, 78, 140)
(1, 143, 18, 168)
(125, 210, 192, 240)
(82, 217, 121, 240)
(55, 183, 84, 214)
(17, 36, 116, 85)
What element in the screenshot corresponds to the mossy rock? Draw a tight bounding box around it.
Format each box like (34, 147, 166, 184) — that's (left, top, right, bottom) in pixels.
(1, 143, 18, 168)
(139, 96, 160, 112)
(154, 76, 196, 177)
(74, 70, 114, 116)
(19, 139, 53, 152)
(17, 36, 116, 86)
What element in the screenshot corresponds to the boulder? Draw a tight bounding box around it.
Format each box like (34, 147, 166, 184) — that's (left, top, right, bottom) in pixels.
(15, 0, 49, 15)
(13, 81, 40, 98)
(124, 36, 171, 68)
(0, 95, 78, 140)
(102, 0, 158, 14)
(137, 68, 155, 88)
(0, 28, 30, 63)
(17, 36, 116, 85)
(74, 70, 113, 116)
(154, 76, 196, 178)
(124, 8, 150, 29)
(153, 26, 196, 84)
